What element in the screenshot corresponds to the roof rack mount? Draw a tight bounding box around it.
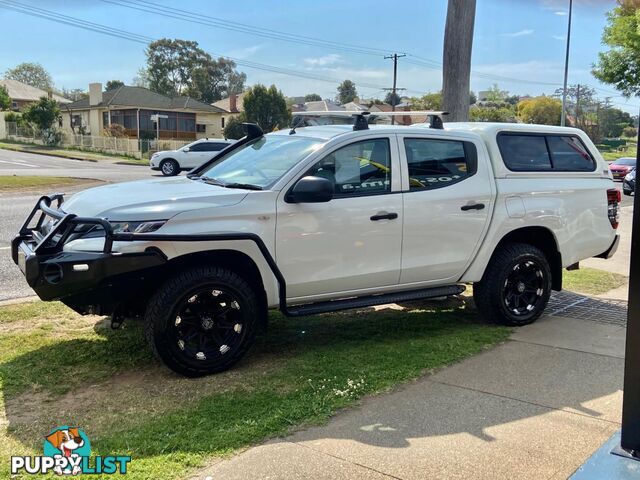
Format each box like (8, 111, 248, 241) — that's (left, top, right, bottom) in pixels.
(293, 110, 449, 130)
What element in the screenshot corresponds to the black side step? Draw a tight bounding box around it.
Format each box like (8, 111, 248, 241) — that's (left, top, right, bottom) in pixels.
(285, 285, 466, 317)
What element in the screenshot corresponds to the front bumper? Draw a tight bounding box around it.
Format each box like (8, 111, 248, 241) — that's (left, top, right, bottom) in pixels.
(623, 179, 635, 193)
(11, 194, 166, 304)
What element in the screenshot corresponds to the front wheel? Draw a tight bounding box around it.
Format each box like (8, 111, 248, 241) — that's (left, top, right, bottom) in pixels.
(160, 159, 180, 176)
(145, 266, 260, 377)
(473, 243, 552, 326)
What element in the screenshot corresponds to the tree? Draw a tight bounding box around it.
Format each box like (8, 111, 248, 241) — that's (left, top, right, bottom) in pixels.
(599, 106, 634, 137)
(623, 125, 638, 138)
(517, 96, 562, 125)
(61, 88, 88, 101)
(145, 38, 246, 103)
(553, 84, 598, 131)
(223, 115, 246, 139)
(243, 84, 291, 131)
(105, 80, 125, 91)
(336, 80, 357, 104)
(593, 1, 640, 97)
(411, 92, 442, 110)
(0, 85, 10, 110)
(4, 62, 53, 90)
(442, 0, 477, 121)
(22, 97, 60, 131)
(384, 91, 402, 106)
(132, 68, 150, 88)
(305, 93, 322, 102)
(483, 84, 508, 102)
(469, 105, 515, 122)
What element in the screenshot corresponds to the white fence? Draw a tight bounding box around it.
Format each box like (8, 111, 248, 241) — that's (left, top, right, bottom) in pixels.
(2, 121, 191, 159)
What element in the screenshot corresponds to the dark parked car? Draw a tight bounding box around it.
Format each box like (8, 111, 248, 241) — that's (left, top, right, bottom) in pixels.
(610, 157, 636, 181)
(624, 168, 636, 196)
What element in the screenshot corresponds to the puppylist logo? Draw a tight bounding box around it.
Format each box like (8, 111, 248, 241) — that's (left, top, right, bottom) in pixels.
(11, 426, 131, 475)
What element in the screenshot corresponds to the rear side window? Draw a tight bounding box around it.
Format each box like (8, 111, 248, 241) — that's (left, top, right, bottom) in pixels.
(498, 133, 596, 172)
(497, 135, 551, 171)
(404, 138, 478, 191)
(546, 136, 595, 171)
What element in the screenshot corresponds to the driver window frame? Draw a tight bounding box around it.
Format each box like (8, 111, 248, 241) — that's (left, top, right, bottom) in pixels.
(289, 135, 399, 200)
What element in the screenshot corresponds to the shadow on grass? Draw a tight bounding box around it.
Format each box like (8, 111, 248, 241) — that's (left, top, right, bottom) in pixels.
(1, 299, 521, 477)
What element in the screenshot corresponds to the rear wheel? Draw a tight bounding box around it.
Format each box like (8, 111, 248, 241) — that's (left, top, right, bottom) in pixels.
(473, 243, 552, 326)
(160, 159, 179, 176)
(145, 266, 259, 377)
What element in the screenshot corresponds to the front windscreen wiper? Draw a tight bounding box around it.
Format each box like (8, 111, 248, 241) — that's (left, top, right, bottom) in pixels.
(199, 177, 226, 186)
(223, 182, 263, 191)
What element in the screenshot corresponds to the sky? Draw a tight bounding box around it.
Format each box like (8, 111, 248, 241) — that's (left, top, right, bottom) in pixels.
(0, 0, 638, 113)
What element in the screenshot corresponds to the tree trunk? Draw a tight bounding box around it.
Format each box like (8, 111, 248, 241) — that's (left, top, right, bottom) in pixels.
(442, 0, 477, 122)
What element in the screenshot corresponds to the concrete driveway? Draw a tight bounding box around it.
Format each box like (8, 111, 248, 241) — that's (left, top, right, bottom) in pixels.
(0, 149, 151, 300)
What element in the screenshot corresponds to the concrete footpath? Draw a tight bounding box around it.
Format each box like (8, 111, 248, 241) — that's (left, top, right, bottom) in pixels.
(190, 310, 625, 480)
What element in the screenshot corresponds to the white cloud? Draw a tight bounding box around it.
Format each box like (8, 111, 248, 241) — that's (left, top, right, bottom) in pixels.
(555, 11, 568, 15)
(500, 29, 535, 38)
(553, 35, 566, 41)
(227, 44, 265, 59)
(304, 54, 343, 67)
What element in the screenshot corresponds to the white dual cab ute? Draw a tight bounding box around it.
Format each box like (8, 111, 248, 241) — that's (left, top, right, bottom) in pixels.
(12, 111, 621, 377)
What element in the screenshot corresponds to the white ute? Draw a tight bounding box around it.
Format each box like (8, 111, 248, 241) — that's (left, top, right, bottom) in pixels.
(12, 112, 620, 377)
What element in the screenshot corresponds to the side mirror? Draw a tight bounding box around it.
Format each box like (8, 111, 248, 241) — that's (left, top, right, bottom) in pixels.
(287, 176, 334, 203)
(182, 147, 190, 152)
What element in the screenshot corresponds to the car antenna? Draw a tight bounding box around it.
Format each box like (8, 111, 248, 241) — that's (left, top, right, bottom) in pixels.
(289, 115, 306, 135)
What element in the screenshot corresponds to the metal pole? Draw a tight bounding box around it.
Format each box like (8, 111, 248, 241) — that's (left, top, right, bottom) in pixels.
(385, 53, 406, 125)
(620, 109, 640, 455)
(561, 0, 573, 127)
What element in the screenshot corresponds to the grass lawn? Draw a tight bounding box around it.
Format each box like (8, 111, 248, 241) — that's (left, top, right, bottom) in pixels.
(563, 267, 628, 295)
(0, 140, 141, 163)
(599, 144, 637, 162)
(0, 175, 96, 191)
(0, 299, 508, 479)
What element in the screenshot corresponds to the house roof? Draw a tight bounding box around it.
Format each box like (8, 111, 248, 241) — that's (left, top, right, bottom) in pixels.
(0, 79, 70, 104)
(65, 86, 225, 113)
(304, 100, 344, 112)
(212, 92, 246, 113)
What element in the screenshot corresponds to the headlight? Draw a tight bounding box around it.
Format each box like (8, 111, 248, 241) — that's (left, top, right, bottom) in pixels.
(110, 220, 166, 234)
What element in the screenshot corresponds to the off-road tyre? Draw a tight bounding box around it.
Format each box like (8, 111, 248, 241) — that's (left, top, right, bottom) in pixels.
(145, 266, 260, 377)
(473, 243, 552, 326)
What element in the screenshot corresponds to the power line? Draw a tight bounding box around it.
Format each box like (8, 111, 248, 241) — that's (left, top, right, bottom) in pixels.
(384, 53, 406, 124)
(101, 0, 391, 58)
(100, 0, 569, 89)
(0, 0, 403, 94)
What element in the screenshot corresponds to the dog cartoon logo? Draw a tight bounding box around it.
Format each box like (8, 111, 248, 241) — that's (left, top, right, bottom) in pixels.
(43, 426, 91, 475)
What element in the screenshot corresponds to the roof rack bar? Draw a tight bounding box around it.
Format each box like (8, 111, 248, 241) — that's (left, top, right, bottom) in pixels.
(293, 110, 449, 130)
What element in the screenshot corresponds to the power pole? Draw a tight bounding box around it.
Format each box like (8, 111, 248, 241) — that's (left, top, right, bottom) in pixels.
(385, 53, 406, 124)
(561, 0, 573, 126)
(575, 83, 581, 129)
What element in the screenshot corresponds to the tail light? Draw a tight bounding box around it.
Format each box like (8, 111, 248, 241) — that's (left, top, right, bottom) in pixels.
(607, 188, 621, 229)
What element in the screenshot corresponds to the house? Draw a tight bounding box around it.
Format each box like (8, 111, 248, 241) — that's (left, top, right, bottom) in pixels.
(62, 83, 226, 140)
(212, 92, 246, 132)
(0, 79, 71, 111)
(304, 100, 344, 112)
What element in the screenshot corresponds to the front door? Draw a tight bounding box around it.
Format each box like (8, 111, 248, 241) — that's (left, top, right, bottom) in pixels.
(276, 136, 403, 301)
(397, 134, 494, 284)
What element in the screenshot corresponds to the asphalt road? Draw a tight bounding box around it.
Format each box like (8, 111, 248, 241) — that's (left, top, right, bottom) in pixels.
(0, 149, 151, 300)
(0, 148, 635, 301)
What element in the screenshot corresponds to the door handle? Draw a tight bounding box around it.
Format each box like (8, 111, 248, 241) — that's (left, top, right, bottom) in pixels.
(370, 212, 398, 221)
(461, 203, 485, 211)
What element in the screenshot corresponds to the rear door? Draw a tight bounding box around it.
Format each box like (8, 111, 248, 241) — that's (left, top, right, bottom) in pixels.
(397, 133, 494, 284)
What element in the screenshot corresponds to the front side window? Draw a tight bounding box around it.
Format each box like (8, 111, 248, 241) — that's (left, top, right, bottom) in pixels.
(498, 134, 552, 171)
(305, 139, 392, 196)
(404, 138, 477, 190)
(199, 135, 323, 188)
